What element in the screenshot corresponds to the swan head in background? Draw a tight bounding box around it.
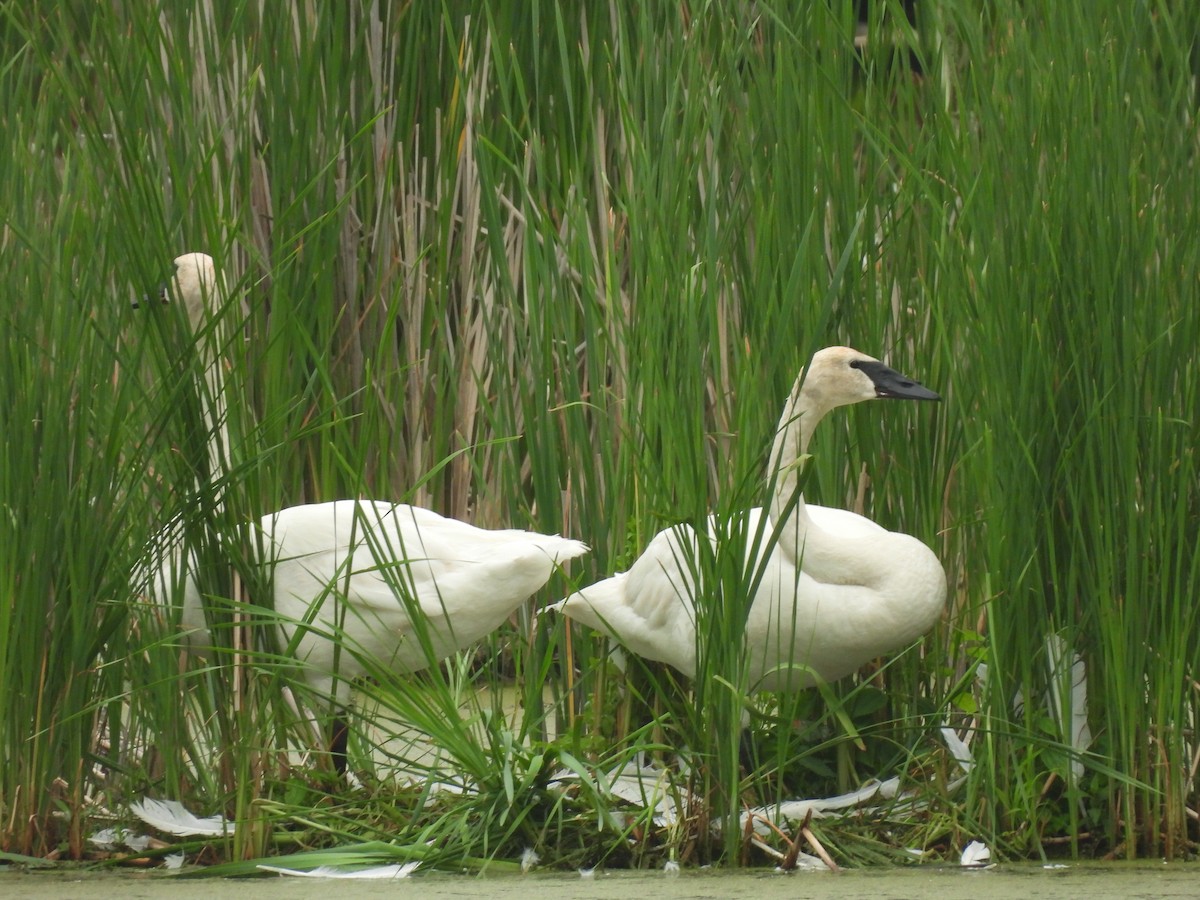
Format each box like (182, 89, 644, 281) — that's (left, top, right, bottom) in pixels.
(169, 252, 220, 323)
(162, 253, 221, 331)
(134, 252, 222, 330)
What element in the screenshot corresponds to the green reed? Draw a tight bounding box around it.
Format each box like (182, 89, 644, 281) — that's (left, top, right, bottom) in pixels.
(1, 0, 1198, 868)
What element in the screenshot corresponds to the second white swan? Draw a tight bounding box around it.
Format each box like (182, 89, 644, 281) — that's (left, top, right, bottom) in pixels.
(139, 253, 587, 768)
(550, 346, 945, 691)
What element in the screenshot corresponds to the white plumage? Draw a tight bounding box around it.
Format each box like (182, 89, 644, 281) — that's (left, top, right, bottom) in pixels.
(228, 499, 584, 705)
(550, 346, 945, 691)
(139, 253, 586, 717)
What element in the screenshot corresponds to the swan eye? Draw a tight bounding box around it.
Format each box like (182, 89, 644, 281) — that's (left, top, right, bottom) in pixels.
(849, 360, 863, 370)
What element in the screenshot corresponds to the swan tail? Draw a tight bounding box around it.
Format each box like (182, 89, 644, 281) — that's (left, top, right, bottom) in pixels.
(551, 573, 694, 675)
(539, 536, 590, 564)
(455, 536, 588, 612)
(547, 574, 626, 632)
(482, 535, 586, 576)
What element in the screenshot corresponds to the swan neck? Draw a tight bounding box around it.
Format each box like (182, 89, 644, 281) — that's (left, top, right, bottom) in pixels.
(194, 321, 233, 505)
(767, 372, 825, 527)
(203, 360, 231, 483)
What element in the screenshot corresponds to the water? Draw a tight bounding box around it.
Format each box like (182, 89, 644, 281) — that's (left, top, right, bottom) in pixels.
(4, 864, 1197, 899)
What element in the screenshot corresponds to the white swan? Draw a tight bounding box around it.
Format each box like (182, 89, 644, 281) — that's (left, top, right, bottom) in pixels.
(550, 346, 945, 692)
(138, 253, 587, 765)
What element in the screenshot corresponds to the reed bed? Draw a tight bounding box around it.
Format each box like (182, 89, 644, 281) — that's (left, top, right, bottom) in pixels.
(1, 0, 1198, 870)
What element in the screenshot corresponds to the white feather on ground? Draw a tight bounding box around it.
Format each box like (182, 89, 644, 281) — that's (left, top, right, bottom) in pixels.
(256, 863, 419, 879)
(130, 797, 234, 836)
(960, 839, 992, 867)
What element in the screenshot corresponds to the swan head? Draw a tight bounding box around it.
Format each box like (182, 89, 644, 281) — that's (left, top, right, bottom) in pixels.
(802, 346, 940, 412)
(165, 253, 221, 330)
(136, 253, 222, 330)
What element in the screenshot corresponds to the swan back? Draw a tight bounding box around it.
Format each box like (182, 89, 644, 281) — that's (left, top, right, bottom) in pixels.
(266, 500, 589, 702)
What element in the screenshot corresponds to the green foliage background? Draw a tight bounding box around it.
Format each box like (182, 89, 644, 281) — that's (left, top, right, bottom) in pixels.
(1, 0, 1198, 869)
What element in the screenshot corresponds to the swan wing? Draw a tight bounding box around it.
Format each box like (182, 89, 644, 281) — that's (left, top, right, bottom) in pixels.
(744, 524, 946, 690)
(264, 500, 586, 680)
(556, 505, 941, 691)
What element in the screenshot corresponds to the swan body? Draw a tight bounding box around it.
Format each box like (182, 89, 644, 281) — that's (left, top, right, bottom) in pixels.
(268, 502, 584, 703)
(139, 254, 587, 710)
(551, 346, 945, 692)
(168, 499, 586, 704)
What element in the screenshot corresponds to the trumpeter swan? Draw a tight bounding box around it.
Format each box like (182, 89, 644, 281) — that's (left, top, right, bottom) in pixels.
(550, 346, 945, 691)
(138, 253, 587, 768)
